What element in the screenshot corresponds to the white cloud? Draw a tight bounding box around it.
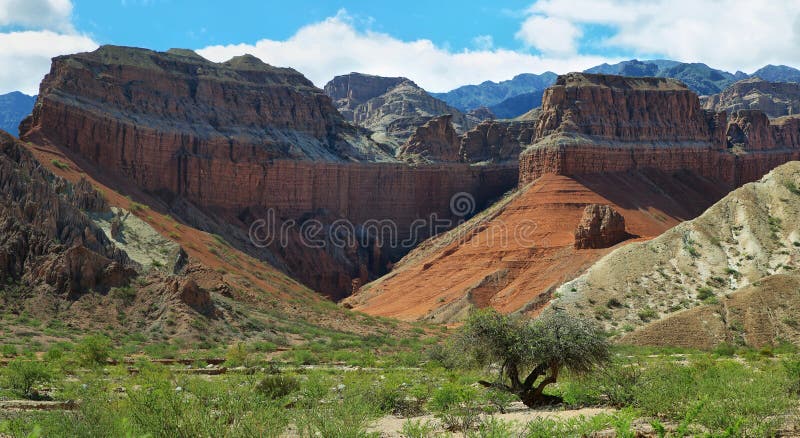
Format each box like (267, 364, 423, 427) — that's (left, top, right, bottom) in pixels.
(515, 15, 581, 56)
(0, 31, 97, 94)
(0, 0, 74, 32)
(198, 11, 617, 92)
(0, 0, 98, 94)
(525, 0, 800, 73)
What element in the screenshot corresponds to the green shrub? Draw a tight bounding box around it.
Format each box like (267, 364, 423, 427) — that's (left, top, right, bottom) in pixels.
(1, 344, 17, 357)
(225, 342, 250, 367)
(255, 375, 300, 399)
(75, 335, 112, 366)
(637, 307, 658, 322)
(3, 358, 52, 399)
(401, 419, 437, 438)
(50, 159, 70, 170)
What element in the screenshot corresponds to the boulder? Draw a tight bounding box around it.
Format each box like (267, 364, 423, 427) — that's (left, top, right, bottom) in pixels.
(574, 204, 628, 249)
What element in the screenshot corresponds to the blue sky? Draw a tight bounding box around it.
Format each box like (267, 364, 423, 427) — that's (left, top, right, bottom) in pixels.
(1, 0, 799, 94)
(72, 1, 537, 54)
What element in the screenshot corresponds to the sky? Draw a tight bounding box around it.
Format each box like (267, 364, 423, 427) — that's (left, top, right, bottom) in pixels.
(1, 0, 800, 95)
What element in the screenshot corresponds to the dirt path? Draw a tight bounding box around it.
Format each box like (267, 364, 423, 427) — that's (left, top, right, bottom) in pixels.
(367, 402, 614, 437)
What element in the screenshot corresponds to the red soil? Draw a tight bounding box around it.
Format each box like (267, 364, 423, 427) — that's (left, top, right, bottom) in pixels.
(348, 169, 728, 321)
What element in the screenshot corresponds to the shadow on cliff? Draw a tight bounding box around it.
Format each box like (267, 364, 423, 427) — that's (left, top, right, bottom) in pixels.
(574, 168, 731, 223)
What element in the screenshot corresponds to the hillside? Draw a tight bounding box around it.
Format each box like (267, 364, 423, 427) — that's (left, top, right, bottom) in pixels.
(348, 73, 800, 322)
(702, 78, 800, 117)
(324, 73, 475, 151)
(554, 161, 800, 343)
(0, 92, 35, 136)
(752, 64, 800, 83)
(0, 128, 410, 347)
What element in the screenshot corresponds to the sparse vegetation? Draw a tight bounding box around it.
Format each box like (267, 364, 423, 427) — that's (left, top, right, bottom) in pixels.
(50, 159, 69, 170)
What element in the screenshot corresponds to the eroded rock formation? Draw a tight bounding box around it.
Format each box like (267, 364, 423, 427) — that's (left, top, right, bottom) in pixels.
(397, 115, 461, 163)
(21, 46, 518, 299)
(703, 78, 800, 118)
(0, 130, 136, 295)
(519, 73, 800, 186)
(324, 73, 473, 149)
(574, 204, 628, 249)
(460, 119, 536, 163)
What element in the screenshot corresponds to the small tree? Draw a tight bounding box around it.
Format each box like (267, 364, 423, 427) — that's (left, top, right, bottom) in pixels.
(456, 308, 609, 407)
(3, 358, 52, 399)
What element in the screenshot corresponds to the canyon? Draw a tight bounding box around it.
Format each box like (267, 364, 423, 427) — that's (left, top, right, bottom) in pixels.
(20, 46, 518, 299)
(348, 73, 800, 321)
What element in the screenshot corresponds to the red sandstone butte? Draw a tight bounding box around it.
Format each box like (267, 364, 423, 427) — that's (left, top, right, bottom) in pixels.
(20, 46, 518, 299)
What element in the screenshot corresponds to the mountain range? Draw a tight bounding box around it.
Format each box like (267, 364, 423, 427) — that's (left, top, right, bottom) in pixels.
(0, 91, 35, 135)
(431, 60, 800, 119)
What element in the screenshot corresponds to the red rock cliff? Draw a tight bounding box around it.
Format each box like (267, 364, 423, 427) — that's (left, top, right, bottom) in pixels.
(22, 46, 518, 299)
(519, 73, 800, 187)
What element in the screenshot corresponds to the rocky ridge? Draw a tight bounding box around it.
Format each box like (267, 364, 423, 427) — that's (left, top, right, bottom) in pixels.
(22, 46, 518, 299)
(703, 78, 800, 118)
(324, 73, 475, 150)
(519, 73, 800, 187)
(349, 73, 800, 322)
(554, 161, 800, 346)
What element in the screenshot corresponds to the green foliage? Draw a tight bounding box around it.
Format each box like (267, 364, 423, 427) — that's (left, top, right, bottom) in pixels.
(1, 344, 17, 357)
(224, 342, 250, 367)
(50, 159, 69, 170)
(401, 419, 437, 438)
(637, 307, 658, 322)
(75, 335, 112, 366)
(254, 374, 300, 399)
(3, 359, 52, 399)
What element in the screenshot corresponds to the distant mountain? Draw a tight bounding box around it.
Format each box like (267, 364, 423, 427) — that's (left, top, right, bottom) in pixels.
(488, 90, 546, 119)
(429, 60, 800, 120)
(584, 59, 679, 76)
(586, 60, 736, 95)
(0, 92, 35, 136)
(702, 77, 800, 117)
(751, 64, 800, 83)
(431, 72, 557, 113)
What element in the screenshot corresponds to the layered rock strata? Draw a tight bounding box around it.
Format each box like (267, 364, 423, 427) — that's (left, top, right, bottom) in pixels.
(22, 46, 518, 298)
(519, 73, 800, 187)
(703, 78, 800, 118)
(324, 73, 473, 149)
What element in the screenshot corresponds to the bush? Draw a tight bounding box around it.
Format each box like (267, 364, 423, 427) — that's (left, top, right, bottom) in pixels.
(1, 344, 17, 357)
(225, 342, 250, 367)
(255, 375, 300, 399)
(75, 335, 112, 366)
(3, 358, 52, 399)
(401, 419, 437, 438)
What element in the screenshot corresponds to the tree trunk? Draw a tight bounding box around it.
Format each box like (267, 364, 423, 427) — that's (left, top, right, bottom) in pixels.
(519, 391, 563, 408)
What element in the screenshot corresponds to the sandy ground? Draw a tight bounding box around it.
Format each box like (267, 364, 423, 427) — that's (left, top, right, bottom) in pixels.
(367, 402, 614, 437)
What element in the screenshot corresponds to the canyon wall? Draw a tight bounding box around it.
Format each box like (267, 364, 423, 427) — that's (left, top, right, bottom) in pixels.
(519, 73, 800, 186)
(22, 46, 518, 299)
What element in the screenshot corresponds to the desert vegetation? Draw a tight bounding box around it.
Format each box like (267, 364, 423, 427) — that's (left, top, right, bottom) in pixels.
(1, 312, 800, 437)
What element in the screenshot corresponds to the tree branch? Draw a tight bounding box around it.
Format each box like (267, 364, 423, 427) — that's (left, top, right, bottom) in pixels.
(478, 380, 512, 392)
(522, 363, 548, 390)
(533, 363, 560, 396)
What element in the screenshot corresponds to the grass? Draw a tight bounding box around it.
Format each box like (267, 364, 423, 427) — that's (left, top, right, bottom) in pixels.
(50, 159, 69, 170)
(1, 327, 800, 436)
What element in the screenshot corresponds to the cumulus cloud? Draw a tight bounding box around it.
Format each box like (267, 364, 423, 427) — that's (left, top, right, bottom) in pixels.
(0, 0, 74, 32)
(525, 0, 800, 73)
(198, 11, 616, 92)
(0, 0, 98, 94)
(0, 31, 97, 94)
(515, 15, 582, 56)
